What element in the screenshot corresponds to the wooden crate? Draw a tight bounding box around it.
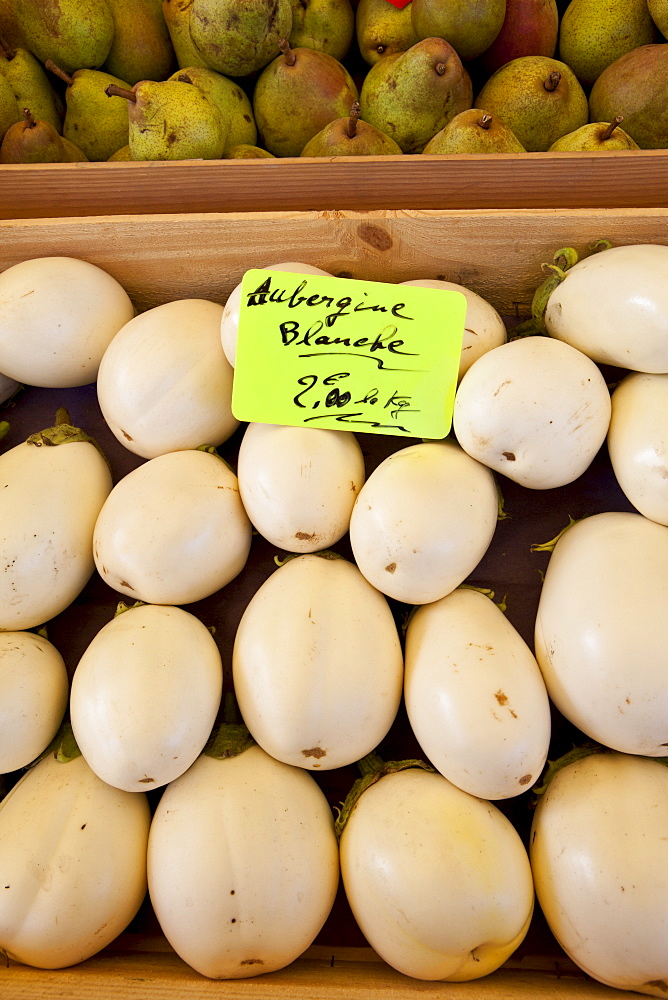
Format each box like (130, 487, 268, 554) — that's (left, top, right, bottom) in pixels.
(0, 150, 667, 220)
(0, 207, 666, 1000)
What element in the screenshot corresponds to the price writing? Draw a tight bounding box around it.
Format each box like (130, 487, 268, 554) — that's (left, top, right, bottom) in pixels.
(232, 269, 466, 439)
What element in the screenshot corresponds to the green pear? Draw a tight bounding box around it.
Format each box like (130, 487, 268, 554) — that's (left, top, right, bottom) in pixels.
(410, 0, 507, 61)
(0, 0, 26, 49)
(359, 37, 473, 153)
(588, 43, 668, 148)
(162, 0, 208, 68)
(226, 142, 275, 157)
(475, 55, 588, 151)
(289, 0, 354, 61)
(169, 66, 257, 152)
(0, 106, 86, 161)
(46, 61, 130, 162)
(422, 108, 526, 153)
(106, 78, 229, 160)
(103, 0, 177, 85)
(189, 0, 293, 77)
(648, 0, 668, 38)
(0, 38, 61, 132)
(301, 99, 402, 154)
(356, 0, 419, 65)
(548, 117, 640, 150)
(14, 0, 114, 74)
(107, 143, 132, 160)
(558, 0, 657, 88)
(0, 72, 19, 142)
(253, 40, 359, 157)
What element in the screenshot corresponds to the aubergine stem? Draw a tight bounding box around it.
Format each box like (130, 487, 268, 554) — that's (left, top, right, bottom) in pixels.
(44, 59, 74, 87)
(105, 83, 136, 102)
(346, 101, 361, 139)
(204, 721, 255, 760)
(334, 754, 436, 839)
(279, 39, 296, 66)
(602, 116, 624, 141)
(544, 71, 561, 92)
(529, 515, 582, 553)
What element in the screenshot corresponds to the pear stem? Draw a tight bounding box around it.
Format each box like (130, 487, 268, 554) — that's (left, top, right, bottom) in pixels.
(105, 83, 137, 102)
(346, 101, 361, 139)
(0, 34, 15, 60)
(479, 114, 493, 130)
(177, 72, 193, 84)
(544, 71, 561, 92)
(279, 39, 296, 66)
(22, 108, 36, 128)
(435, 62, 446, 76)
(602, 116, 624, 141)
(45, 60, 74, 87)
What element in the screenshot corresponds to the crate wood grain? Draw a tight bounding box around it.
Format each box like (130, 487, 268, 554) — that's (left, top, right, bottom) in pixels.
(0, 938, 646, 999)
(0, 150, 667, 221)
(1, 208, 667, 319)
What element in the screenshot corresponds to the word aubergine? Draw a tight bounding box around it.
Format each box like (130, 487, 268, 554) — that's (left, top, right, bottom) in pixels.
(246, 277, 415, 328)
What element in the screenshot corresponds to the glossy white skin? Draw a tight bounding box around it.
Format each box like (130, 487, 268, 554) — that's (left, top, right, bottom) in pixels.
(0, 438, 112, 631)
(97, 298, 238, 459)
(530, 752, 668, 997)
(0, 256, 134, 387)
(0, 752, 150, 969)
(534, 511, 668, 755)
(93, 448, 252, 604)
(544, 243, 668, 373)
(608, 372, 668, 526)
(453, 335, 612, 490)
(340, 768, 534, 981)
(400, 278, 507, 381)
(221, 262, 333, 366)
(0, 631, 69, 773)
(348, 439, 498, 605)
(236, 423, 365, 553)
(232, 555, 403, 770)
(404, 589, 551, 800)
(148, 745, 339, 979)
(70, 604, 223, 792)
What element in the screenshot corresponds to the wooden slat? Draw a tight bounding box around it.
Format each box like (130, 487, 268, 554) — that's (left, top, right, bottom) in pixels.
(1, 208, 667, 318)
(0, 150, 667, 221)
(0, 940, 647, 999)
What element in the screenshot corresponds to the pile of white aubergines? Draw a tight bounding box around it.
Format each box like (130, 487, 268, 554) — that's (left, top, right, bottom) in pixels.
(0, 243, 666, 996)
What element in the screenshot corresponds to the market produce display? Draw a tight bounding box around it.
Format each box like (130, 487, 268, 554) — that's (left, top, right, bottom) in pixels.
(1, 237, 668, 995)
(0, 0, 667, 160)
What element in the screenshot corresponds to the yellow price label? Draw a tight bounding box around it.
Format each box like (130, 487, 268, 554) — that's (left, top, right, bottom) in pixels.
(232, 270, 467, 439)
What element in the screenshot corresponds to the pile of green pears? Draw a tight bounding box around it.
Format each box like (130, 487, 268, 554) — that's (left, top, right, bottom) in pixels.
(0, 0, 666, 162)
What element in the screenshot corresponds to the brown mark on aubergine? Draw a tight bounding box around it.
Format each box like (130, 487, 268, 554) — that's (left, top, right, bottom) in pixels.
(302, 747, 326, 759)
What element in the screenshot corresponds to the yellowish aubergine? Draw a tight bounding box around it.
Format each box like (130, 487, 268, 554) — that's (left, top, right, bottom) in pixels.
(0, 749, 150, 969)
(236, 423, 365, 553)
(404, 588, 551, 800)
(93, 447, 252, 604)
(399, 277, 507, 381)
(607, 372, 668, 526)
(0, 256, 134, 387)
(531, 751, 668, 997)
(70, 603, 223, 792)
(148, 735, 340, 979)
(339, 765, 534, 981)
(97, 298, 238, 459)
(349, 439, 498, 605)
(0, 412, 112, 631)
(0, 630, 69, 773)
(232, 553, 403, 770)
(543, 243, 668, 372)
(534, 511, 668, 755)
(453, 335, 611, 489)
